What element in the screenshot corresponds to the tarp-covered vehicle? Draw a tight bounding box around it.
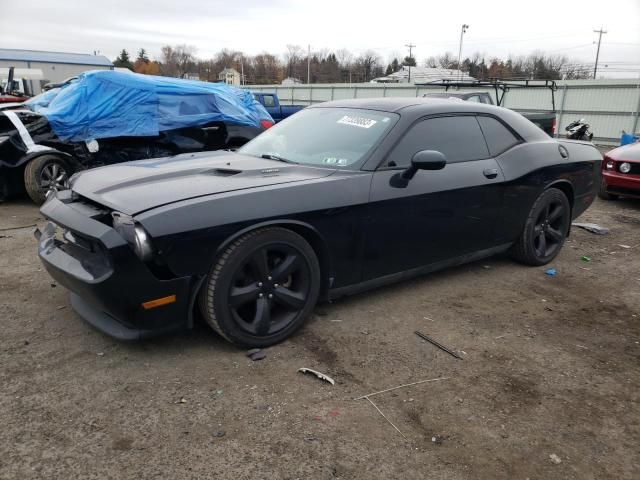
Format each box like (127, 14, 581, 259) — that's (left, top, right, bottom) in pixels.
(0, 70, 274, 204)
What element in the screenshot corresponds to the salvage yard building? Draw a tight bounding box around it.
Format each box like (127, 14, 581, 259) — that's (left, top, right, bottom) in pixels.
(0, 48, 113, 94)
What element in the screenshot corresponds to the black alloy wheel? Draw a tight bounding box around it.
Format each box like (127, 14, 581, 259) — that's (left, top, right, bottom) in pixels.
(511, 188, 571, 266)
(228, 243, 311, 336)
(532, 199, 567, 259)
(200, 228, 321, 347)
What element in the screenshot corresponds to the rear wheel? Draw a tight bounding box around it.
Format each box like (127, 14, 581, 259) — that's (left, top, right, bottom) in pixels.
(598, 178, 618, 200)
(511, 188, 571, 266)
(24, 155, 71, 205)
(199, 227, 321, 347)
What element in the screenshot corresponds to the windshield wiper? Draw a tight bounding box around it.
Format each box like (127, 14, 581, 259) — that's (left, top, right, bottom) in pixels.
(260, 154, 298, 164)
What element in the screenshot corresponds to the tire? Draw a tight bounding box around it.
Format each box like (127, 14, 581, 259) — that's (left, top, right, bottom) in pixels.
(598, 179, 618, 200)
(510, 188, 571, 266)
(199, 227, 321, 347)
(24, 155, 71, 205)
(0, 173, 8, 203)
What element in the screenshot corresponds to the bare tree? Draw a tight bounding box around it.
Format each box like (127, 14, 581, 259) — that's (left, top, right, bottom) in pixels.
(436, 52, 457, 69)
(284, 44, 304, 79)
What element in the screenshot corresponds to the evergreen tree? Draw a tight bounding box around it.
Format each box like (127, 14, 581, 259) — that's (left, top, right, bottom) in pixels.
(113, 49, 133, 70)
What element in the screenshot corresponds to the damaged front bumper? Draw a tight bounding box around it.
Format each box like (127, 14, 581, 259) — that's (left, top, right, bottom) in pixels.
(36, 193, 193, 340)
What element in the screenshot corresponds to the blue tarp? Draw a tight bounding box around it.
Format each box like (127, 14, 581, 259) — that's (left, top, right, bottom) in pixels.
(27, 70, 273, 142)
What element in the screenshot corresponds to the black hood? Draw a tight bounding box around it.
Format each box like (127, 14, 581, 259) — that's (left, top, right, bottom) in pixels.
(70, 151, 336, 215)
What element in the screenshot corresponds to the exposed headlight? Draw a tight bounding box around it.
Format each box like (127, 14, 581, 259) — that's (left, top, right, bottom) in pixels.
(112, 212, 154, 261)
(619, 162, 631, 174)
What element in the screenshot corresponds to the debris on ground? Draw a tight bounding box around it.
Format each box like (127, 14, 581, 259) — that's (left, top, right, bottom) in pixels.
(298, 368, 335, 385)
(246, 348, 266, 361)
(572, 222, 609, 235)
(354, 377, 449, 400)
(415, 331, 463, 360)
(364, 395, 407, 439)
(56, 305, 66, 310)
(549, 453, 562, 464)
(212, 431, 226, 438)
(581, 256, 592, 262)
(50, 283, 57, 288)
(0, 223, 37, 232)
(544, 268, 557, 276)
(354, 377, 450, 440)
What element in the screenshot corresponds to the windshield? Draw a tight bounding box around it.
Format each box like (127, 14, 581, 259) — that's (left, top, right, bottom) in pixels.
(239, 107, 398, 168)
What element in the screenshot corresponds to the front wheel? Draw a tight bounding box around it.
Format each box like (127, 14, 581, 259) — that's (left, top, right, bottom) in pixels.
(199, 227, 321, 347)
(24, 155, 71, 205)
(511, 188, 571, 266)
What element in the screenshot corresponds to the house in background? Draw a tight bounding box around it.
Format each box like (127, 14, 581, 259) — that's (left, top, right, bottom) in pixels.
(218, 68, 241, 86)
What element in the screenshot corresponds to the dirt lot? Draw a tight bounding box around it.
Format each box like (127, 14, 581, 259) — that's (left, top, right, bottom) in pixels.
(1, 191, 639, 479)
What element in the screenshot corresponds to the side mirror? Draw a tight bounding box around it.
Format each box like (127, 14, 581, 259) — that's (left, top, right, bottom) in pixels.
(390, 150, 447, 188)
(410, 150, 447, 172)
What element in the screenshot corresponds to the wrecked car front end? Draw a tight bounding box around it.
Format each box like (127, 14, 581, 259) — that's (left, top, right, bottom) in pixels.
(36, 190, 195, 340)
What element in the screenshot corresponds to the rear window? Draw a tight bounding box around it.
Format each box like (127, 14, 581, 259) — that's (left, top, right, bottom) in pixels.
(477, 116, 521, 156)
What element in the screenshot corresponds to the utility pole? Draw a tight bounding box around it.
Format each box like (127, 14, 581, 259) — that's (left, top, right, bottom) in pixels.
(457, 24, 469, 81)
(593, 27, 607, 79)
(405, 43, 416, 83)
(307, 44, 311, 84)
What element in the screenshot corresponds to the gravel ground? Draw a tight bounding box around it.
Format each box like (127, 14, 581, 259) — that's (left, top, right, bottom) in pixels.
(1, 191, 639, 479)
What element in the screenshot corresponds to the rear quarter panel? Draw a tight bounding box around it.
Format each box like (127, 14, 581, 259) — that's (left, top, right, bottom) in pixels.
(495, 139, 601, 243)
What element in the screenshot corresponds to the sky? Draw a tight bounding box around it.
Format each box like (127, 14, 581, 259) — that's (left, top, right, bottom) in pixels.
(1, 0, 639, 77)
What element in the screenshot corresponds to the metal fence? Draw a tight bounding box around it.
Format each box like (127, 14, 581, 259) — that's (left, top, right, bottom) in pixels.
(248, 79, 640, 145)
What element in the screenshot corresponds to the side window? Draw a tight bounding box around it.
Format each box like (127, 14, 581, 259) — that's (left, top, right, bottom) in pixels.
(387, 116, 489, 167)
(467, 95, 481, 103)
(480, 95, 492, 104)
(262, 95, 276, 108)
(477, 116, 521, 156)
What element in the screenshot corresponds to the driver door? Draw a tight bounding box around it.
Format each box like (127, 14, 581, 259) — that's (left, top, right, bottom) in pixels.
(362, 115, 505, 280)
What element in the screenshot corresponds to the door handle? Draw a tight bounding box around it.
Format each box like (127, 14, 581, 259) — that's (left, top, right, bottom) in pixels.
(483, 168, 499, 179)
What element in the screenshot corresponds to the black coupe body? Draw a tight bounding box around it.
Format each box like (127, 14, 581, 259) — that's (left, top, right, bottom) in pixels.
(36, 98, 601, 346)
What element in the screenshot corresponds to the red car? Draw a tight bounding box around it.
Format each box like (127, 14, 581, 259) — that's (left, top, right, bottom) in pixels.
(599, 142, 640, 200)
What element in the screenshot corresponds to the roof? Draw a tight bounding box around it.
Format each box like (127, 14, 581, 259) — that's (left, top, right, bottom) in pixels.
(309, 97, 550, 142)
(310, 97, 435, 112)
(0, 49, 112, 67)
(219, 68, 239, 75)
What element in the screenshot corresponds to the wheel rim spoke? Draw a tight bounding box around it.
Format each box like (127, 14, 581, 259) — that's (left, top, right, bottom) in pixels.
(273, 287, 306, 311)
(546, 227, 563, 242)
(536, 232, 547, 256)
(229, 284, 260, 307)
(251, 297, 271, 335)
(548, 204, 562, 222)
(249, 249, 270, 279)
(270, 253, 300, 283)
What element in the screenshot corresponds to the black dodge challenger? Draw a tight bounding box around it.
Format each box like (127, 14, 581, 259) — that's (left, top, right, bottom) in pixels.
(36, 98, 601, 346)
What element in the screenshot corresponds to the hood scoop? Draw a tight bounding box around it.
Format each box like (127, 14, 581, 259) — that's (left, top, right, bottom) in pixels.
(206, 167, 242, 177)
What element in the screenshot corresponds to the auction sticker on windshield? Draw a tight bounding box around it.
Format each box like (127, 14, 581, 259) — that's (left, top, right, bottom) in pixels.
(337, 115, 377, 129)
